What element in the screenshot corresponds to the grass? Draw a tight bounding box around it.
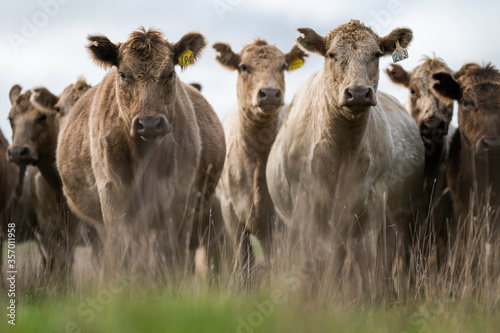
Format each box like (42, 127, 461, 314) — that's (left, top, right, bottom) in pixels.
(2, 286, 500, 333)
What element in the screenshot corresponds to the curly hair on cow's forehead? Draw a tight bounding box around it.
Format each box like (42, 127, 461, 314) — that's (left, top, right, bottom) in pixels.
(327, 19, 377, 41)
(123, 27, 167, 58)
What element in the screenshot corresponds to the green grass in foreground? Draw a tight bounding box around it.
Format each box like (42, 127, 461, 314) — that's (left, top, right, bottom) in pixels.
(1, 287, 499, 333)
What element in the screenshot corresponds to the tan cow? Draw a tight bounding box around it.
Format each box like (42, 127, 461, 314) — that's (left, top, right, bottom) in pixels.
(7, 85, 84, 278)
(386, 57, 455, 267)
(56, 28, 226, 273)
(213, 39, 307, 275)
(266, 20, 424, 299)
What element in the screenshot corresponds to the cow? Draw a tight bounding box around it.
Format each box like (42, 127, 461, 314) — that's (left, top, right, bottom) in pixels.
(266, 20, 424, 299)
(433, 64, 500, 261)
(56, 27, 226, 274)
(386, 57, 455, 269)
(213, 39, 307, 278)
(0, 129, 18, 225)
(7, 84, 87, 279)
(53, 76, 92, 126)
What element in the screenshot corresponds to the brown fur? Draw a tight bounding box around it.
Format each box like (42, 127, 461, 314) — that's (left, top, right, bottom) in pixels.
(213, 39, 306, 275)
(387, 57, 455, 270)
(57, 27, 225, 272)
(267, 20, 424, 299)
(433, 64, 500, 227)
(0, 128, 18, 225)
(55, 77, 92, 123)
(7, 84, 85, 277)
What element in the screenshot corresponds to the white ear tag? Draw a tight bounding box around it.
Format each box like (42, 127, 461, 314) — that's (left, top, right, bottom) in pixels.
(392, 40, 409, 63)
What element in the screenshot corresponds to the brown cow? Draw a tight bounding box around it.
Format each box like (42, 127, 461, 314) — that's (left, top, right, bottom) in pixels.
(56, 28, 226, 273)
(266, 20, 424, 299)
(0, 129, 18, 223)
(433, 64, 500, 234)
(7, 85, 80, 277)
(386, 57, 455, 267)
(213, 39, 307, 277)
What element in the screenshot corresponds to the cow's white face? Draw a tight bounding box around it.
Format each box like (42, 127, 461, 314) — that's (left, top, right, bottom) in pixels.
(297, 20, 413, 118)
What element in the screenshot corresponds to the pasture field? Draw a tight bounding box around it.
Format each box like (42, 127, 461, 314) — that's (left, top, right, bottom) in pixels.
(1, 233, 500, 333)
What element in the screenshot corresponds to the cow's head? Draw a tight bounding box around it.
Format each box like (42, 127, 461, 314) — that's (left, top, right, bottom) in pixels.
(433, 63, 500, 155)
(87, 27, 206, 141)
(7, 85, 59, 166)
(55, 76, 92, 119)
(297, 20, 412, 117)
(386, 57, 453, 146)
(213, 39, 307, 116)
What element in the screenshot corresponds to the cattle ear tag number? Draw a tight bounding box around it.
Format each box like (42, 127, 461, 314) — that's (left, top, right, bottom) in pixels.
(392, 40, 409, 63)
(289, 57, 303, 71)
(178, 46, 194, 66)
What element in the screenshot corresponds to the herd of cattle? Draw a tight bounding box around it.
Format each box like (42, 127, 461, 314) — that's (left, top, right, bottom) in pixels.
(1, 19, 499, 295)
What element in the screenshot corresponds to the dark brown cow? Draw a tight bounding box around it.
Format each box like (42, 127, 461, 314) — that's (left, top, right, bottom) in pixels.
(433, 64, 500, 228)
(386, 57, 455, 267)
(7, 83, 92, 278)
(213, 39, 307, 276)
(56, 28, 226, 272)
(0, 129, 17, 223)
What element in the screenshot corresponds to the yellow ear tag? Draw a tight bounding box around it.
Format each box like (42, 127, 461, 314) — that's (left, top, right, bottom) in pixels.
(288, 58, 303, 71)
(392, 40, 409, 63)
(178, 46, 194, 66)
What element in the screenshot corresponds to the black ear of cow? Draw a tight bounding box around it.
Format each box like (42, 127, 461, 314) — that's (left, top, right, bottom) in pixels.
(173, 32, 207, 69)
(385, 64, 410, 87)
(30, 87, 59, 113)
(87, 35, 119, 69)
(296, 28, 326, 56)
(9, 85, 22, 105)
(432, 72, 461, 102)
(213, 43, 240, 71)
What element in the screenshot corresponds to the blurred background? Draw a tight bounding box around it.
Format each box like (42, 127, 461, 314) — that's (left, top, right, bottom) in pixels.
(1, 0, 499, 141)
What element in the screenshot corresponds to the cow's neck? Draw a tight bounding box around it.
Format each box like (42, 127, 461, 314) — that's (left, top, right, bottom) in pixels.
(326, 106, 370, 157)
(37, 153, 62, 192)
(423, 138, 447, 191)
(238, 105, 281, 158)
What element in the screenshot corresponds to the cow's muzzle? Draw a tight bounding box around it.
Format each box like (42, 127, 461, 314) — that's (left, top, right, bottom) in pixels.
(341, 86, 376, 112)
(7, 146, 37, 166)
(258, 88, 283, 112)
(420, 118, 448, 143)
(131, 115, 171, 141)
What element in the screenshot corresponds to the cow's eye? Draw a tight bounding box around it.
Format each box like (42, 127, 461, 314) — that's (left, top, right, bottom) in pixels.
(119, 72, 127, 81)
(281, 64, 286, 72)
(410, 88, 416, 95)
(35, 114, 47, 124)
(55, 106, 61, 113)
(167, 70, 175, 80)
(462, 99, 470, 108)
(374, 51, 383, 59)
(240, 64, 248, 72)
(329, 53, 336, 60)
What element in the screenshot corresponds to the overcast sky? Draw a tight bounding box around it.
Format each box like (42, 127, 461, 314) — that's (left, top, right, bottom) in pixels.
(1, 0, 499, 141)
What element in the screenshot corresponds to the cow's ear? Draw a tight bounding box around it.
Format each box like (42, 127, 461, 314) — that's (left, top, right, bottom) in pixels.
(433, 72, 461, 102)
(385, 64, 410, 87)
(213, 43, 240, 70)
(380, 28, 413, 55)
(453, 62, 478, 80)
(9, 85, 22, 105)
(173, 32, 206, 69)
(297, 28, 326, 56)
(87, 35, 119, 69)
(30, 87, 58, 113)
(285, 44, 308, 71)
(75, 76, 92, 93)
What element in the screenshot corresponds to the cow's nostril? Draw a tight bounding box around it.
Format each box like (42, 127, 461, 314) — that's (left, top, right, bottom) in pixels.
(20, 147, 29, 157)
(259, 90, 267, 99)
(275, 91, 282, 99)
